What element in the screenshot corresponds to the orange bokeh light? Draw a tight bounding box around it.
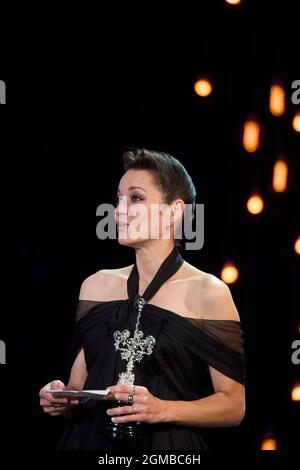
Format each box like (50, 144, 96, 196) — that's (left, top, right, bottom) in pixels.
(221, 263, 239, 284)
(272, 160, 288, 192)
(247, 194, 264, 215)
(243, 120, 260, 153)
(269, 84, 285, 116)
(194, 79, 213, 97)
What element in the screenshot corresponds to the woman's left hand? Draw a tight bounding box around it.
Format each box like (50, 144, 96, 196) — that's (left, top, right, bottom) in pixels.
(105, 384, 168, 424)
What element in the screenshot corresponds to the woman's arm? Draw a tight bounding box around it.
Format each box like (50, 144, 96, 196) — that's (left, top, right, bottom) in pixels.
(60, 348, 88, 418)
(39, 348, 88, 418)
(106, 371, 245, 428)
(66, 347, 88, 390)
(164, 277, 245, 427)
(39, 277, 91, 418)
(164, 369, 245, 427)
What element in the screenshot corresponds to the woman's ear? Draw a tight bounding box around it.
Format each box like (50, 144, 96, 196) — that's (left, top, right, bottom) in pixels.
(172, 200, 185, 221)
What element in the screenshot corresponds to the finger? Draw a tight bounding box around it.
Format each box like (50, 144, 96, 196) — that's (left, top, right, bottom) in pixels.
(41, 388, 68, 402)
(114, 385, 146, 394)
(47, 402, 66, 409)
(111, 392, 133, 402)
(49, 411, 62, 417)
(111, 391, 148, 404)
(50, 380, 65, 390)
(47, 396, 69, 404)
(69, 399, 80, 405)
(39, 380, 65, 398)
(40, 397, 67, 407)
(106, 405, 140, 416)
(110, 413, 145, 424)
(44, 405, 66, 412)
(110, 391, 137, 400)
(40, 398, 54, 407)
(107, 384, 137, 394)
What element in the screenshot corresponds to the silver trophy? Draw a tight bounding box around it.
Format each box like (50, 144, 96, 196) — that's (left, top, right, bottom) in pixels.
(105, 295, 156, 441)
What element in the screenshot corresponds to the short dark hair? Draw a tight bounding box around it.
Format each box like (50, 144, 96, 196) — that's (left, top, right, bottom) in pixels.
(121, 148, 196, 248)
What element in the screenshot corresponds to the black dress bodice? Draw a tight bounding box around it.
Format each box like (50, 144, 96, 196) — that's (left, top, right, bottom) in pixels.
(57, 247, 245, 450)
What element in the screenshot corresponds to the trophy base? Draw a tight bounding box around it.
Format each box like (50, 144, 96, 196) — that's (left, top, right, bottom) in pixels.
(106, 421, 143, 441)
(102, 400, 144, 443)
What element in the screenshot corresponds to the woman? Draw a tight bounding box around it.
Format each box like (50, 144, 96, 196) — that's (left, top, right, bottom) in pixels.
(39, 149, 245, 450)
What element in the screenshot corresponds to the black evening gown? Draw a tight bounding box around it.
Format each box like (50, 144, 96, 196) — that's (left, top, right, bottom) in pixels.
(57, 247, 245, 450)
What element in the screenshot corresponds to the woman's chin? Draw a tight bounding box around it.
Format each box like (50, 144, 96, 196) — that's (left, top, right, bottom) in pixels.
(117, 236, 137, 246)
(117, 236, 147, 247)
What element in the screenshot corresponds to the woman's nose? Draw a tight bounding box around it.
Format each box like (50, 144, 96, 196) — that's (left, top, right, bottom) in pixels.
(115, 199, 128, 217)
(117, 196, 129, 211)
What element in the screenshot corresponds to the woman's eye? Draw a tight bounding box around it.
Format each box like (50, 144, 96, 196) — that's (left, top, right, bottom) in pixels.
(113, 195, 143, 206)
(131, 195, 143, 202)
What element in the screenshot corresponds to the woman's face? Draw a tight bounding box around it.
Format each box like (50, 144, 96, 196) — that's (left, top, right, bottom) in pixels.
(115, 169, 176, 247)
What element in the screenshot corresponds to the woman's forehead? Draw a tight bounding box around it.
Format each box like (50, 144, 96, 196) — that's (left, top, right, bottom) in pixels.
(118, 169, 157, 191)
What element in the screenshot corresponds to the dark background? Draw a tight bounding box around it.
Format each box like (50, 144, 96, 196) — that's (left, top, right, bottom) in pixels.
(0, 0, 299, 455)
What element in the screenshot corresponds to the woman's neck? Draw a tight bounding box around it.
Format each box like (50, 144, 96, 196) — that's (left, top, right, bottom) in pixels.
(134, 242, 176, 289)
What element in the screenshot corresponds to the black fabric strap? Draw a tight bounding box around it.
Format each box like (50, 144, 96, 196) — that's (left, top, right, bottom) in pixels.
(108, 246, 184, 331)
(127, 245, 184, 302)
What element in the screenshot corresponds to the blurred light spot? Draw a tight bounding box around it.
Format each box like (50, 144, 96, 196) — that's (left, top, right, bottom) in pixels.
(247, 194, 264, 215)
(261, 438, 277, 450)
(225, 0, 241, 4)
(295, 236, 300, 255)
(243, 120, 260, 153)
(221, 263, 239, 284)
(291, 385, 300, 401)
(273, 159, 288, 192)
(194, 79, 212, 97)
(292, 112, 300, 132)
(269, 84, 285, 116)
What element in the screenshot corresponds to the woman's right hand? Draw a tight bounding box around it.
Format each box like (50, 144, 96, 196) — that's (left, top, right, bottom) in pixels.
(39, 380, 80, 417)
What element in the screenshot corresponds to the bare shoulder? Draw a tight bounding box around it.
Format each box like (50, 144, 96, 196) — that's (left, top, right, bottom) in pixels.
(181, 261, 240, 321)
(79, 265, 134, 301)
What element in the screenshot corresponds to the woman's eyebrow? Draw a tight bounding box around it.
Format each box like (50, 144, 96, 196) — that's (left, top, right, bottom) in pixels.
(117, 186, 147, 193)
